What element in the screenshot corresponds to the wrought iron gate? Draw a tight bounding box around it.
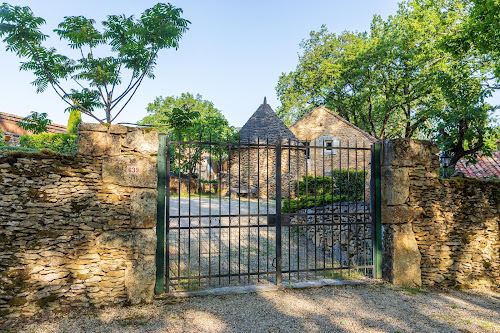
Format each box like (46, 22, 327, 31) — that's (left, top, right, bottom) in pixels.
(155, 135, 382, 293)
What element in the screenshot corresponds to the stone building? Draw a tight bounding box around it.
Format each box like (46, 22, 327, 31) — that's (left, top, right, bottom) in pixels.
(229, 98, 306, 199)
(289, 106, 377, 197)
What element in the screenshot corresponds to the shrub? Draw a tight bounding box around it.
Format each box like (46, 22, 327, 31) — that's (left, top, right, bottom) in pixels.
(0, 146, 39, 152)
(19, 133, 78, 154)
(67, 109, 81, 134)
(282, 194, 349, 213)
(296, 170, 367, 200)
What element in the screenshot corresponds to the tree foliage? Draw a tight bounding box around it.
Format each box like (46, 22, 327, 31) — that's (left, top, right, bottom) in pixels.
(67, 109, 82, 134)
(140, 93, 237, 174)
(276, 0, 498, 166)
(17, 111, 52, 134)
(0, 3, 190, 124)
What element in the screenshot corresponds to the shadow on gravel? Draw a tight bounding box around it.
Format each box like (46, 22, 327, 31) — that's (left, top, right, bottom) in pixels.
(9, 284, 500, 333)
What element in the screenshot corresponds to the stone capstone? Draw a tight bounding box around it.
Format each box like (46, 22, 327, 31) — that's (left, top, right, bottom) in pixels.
(78, 132, 120, 156)
(123, 129, 158, 155)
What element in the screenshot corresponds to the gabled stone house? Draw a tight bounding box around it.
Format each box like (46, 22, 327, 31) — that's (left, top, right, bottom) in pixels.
(229, 98, 306, 198)
(289, 106, 377, 197)
(289, 106, 377, 174)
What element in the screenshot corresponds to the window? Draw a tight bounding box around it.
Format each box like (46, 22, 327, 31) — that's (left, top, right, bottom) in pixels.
(320, 136, 339, 155)
(302, 141, 311, 159)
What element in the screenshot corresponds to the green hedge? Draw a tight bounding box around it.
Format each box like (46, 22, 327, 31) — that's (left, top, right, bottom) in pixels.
(282, 194, 349, 213)
(296, 170, 367, 199)
(0, 146, 39, 152)
(19, 133, 78, 154)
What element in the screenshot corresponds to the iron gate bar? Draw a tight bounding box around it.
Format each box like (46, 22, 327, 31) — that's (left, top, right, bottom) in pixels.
(372, 142, 383, 279)
(167, 140, 372, 150)
(155, 133, 167, 294)
(275, 138, 282, 285)
(168, 221, 373, 230)
(168, 264, 375, 281)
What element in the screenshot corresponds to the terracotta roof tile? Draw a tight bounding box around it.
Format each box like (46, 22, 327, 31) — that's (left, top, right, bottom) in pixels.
(456, 151, 500, 179)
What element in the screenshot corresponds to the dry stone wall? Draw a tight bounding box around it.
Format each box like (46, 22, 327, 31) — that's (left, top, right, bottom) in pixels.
(290, 202, 372, 268)
(0, 123, 158, 318)
(381, 139, 500, 289)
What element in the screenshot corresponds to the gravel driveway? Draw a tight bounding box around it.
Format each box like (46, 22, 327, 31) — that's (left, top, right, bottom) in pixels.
(5, 284, 499, 333)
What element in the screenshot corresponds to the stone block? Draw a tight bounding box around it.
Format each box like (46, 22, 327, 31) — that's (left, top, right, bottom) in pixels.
(123, 129, 158, 155)
(130, 189, 157, 228)
(96, 230, 156, 255)
(382, 167, 409, 206)
(125, 255, 155, 304)
(109, 124, 128, 134)
(79, 122, 108, 132)
(102, 156, 157, 188)
(382, 205, 423, 224)
(382, 139, 439, 167)
(383, 223, 422, 286)
(78, 132, 120, 156)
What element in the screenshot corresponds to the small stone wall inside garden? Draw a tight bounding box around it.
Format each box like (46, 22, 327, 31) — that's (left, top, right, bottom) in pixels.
(290, 202, 372, 267)
(381, 139, 500, 289)
(0, 123, 158, 318)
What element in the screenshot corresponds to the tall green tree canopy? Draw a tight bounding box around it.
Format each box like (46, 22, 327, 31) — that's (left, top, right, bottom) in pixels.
(140, 93, 236, 175)
(140, 92, 236, 141)
(276, 0, 497, 165)
(0, 3, 190, 124)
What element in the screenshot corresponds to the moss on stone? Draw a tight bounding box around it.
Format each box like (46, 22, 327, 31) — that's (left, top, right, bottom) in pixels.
(8, 297, 27, 307)
(37, 231, 60, 238)
(36, 295, 58, 308)
(26, 188, 50, 203)
(71, 201, 87, 213)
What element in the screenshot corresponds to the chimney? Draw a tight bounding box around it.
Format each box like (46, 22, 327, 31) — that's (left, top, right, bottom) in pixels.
(497, 139, 500, 151)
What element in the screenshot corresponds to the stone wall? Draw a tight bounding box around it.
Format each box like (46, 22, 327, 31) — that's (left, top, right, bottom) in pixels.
(381, 139, 500, 289)
(229, 145, 306, 199)
(0, 123, 158, 318)
(290, 202, 372, 268)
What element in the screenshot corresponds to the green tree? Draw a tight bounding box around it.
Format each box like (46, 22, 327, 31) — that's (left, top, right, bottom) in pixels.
(443, 0, 500, 85)
(276, 1, 470, 139)
(427, 64, 495, 166)
(17, 111, 52, 134)
(276, 0, 496, 164)
(67, 109, 82, 134)
(140, 93, 237, 174)
(0, 3, 190, 124)
(140, 93, 236, 141)
(484, 126, 500, 151)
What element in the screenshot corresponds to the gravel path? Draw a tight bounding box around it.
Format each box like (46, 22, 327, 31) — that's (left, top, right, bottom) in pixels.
(5, 284, 499, 332)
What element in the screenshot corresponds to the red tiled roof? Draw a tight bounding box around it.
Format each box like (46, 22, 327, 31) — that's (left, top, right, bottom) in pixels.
(455, 151, 500, 179)
(0, 111, 66, 135)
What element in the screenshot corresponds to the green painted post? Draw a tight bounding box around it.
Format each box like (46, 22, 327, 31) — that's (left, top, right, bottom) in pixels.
(155, 134, 167, 294)
(372, 142, 383, 279)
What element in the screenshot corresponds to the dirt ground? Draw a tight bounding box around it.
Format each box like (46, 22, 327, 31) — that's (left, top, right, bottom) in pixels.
(2, 283, 499, 333)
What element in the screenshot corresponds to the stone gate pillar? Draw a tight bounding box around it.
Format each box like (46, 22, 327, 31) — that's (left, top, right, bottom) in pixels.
(380, 139, 439, 286)
(78, 123, 159, 304)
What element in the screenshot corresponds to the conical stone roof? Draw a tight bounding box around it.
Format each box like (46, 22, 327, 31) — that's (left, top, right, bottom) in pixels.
(238, 98, 300, 145)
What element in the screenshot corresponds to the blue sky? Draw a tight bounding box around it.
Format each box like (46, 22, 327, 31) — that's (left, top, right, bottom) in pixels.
(0, 0, 498, 128)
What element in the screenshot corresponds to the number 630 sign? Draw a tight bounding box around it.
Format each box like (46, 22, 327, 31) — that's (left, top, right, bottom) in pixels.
(127, 166, 140, 174)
